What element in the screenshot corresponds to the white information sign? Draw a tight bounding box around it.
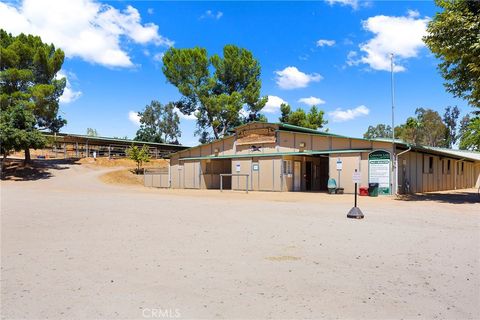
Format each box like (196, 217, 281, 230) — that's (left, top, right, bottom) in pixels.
(235, 163, 241, 172)
(352, 171, 361, 183)
(336, 159, 343, 171)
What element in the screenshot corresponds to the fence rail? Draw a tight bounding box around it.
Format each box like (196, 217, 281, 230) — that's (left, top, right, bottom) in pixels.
(18, 143, 175, 160)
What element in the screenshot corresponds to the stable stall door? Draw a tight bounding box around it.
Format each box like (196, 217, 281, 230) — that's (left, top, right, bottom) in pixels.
(294, 161, 301, 191)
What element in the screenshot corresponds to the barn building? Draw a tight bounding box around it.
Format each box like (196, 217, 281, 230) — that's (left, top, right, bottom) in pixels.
(152, 122, 480, 194)
(40, 132, 188, 159)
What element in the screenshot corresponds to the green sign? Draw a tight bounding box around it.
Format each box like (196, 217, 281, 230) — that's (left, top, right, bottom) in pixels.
(368, 150, 391, 195)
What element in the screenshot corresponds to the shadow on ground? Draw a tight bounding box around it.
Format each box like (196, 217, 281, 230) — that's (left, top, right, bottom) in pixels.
(1, 158, 80, 181)
(396, 191, 480, 204)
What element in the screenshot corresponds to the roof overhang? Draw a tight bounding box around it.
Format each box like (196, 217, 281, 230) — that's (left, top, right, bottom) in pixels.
(179, 149, 372, 161)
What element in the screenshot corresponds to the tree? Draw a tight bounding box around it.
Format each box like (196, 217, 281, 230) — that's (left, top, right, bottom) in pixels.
(459, 115, 480, 151)
(86, 128, 98, 137)
(395, 108, 447, 147)
(134, 101, 181, 144)
(0, 104, 45, 160)
(126, 145, 151, 174)
(363, 124, 393, 139)
(395, 117, 422, 145)
(0, 30, 66, 163)
(418, 108, 448, 147)
(278, 103, 328, 130)
(443, 105, 460, 147)
(162, 45, 267, 142)
(424, 0, 480, 110)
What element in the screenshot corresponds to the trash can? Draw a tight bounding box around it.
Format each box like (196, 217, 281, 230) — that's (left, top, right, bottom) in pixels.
(359, 186, 368, 196)
(368, 183, 379, 197)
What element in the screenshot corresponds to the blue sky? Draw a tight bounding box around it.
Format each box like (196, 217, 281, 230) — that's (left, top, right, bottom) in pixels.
(0, 0, 470, 146)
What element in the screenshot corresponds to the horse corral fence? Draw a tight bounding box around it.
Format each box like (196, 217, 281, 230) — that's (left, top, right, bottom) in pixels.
(28, 132, 188, 160)
(144, 167, 170, 188)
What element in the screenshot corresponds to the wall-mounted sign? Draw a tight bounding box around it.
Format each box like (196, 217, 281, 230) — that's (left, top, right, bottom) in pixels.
(236, 124, 276, 145)
(368, 150, 391, 195)
(336, 159, 343, 171)
(252, 163, 259, 171)
(235, 163, 241, 172)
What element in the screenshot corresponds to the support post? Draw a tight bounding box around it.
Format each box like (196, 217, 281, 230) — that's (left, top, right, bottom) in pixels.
(347, 169, 364, 219)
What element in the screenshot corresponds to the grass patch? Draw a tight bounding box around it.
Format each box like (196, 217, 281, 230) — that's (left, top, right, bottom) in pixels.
(79, 157, 169, 168)
(99, 169, 144, 185)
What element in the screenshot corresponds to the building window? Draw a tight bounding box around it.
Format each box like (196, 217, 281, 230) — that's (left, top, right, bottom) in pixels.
(447, 159, 451, 174)
(457, 162, 464, 175)
(461, 162, 464, 174)
(424, 156, 434, 174)
(283, 160, 292, 175)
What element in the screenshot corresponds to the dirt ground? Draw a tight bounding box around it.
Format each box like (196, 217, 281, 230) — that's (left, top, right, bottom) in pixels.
(1, 160, 479, 319)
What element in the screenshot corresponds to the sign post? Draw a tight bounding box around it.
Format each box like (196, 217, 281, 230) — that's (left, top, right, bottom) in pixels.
(336, 159, 343, 188)
(347, 169, 364, 219)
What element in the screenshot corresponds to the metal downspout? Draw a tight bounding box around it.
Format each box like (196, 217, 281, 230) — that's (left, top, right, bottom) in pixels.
(395, 146, 411, 195)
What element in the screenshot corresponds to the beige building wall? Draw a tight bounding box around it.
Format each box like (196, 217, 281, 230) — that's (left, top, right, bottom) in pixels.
(397, 151, 478, 193)
(166, 122, 479, 193)
(329, 153, 362, 194)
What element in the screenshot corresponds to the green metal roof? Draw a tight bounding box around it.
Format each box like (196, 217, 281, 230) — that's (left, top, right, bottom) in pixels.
(417, 146, 480, 161)
(43, 132, 189, 148)
(276, 122, 345, 137)
(179, 149, 372, 161)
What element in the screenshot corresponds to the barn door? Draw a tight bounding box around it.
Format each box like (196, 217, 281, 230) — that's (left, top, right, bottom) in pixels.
(294, 161, 301, 191)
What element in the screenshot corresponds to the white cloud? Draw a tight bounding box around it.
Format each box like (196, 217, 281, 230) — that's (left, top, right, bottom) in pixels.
(147, 8, 154, 15)
(200, 10, 223, 20)
(56, 70, 82, 104)
(316, 39, 335, 47)
(275, 67, 322, 90)
(326, 0, 359, 9)
(346, 50, 359, 66)
(353, 11, 430, 72)
(298, 96, 326, 106)
(264, 95, 287, 113)
(0, 0, 173, 68)
(174, 108, 196, 120)
(329, 105, 370, 122)
(153, 52, 164, 62)
(128, 111, 141, 126)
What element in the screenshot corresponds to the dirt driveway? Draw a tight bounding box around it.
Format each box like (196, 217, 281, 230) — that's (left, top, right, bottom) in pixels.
(1, 162, 479, 319)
